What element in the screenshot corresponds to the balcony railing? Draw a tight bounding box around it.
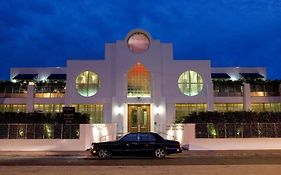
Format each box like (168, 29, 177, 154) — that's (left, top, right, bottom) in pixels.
(213, 84, 243, 97)
(0, 86, 27, 98)
(35, 86, 65, 98)
(250, 84, 280, 97)
(251, 91, 280, 97)
(214, 92, 243, 97)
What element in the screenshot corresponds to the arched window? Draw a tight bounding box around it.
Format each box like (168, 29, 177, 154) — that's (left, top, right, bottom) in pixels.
(178, 70, 203, 96)
(76, 71, 100, 97)
(127, 62, 151, 97)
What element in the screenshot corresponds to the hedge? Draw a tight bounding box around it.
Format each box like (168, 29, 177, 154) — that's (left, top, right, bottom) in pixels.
(179, 111, 281, 123)
(0, 112, 89, 124)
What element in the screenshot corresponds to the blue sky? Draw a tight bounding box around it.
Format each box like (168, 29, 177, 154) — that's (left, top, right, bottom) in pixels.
(1, 0, 281, 80)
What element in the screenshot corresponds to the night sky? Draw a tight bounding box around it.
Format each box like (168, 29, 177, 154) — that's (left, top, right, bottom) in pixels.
(1, 0, 281, 80)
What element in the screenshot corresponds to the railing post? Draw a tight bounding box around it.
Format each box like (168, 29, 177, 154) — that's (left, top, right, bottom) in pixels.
(69, 124, 72, 139)
(224, 123, 226, 138)
(274, 123, 277, 138)
(61, 124, 63, 139)
(25, 124, 27, 139)
(33, 124, 35, 139)
(7, 124, 10, 139)
(241, 123, 244, 138)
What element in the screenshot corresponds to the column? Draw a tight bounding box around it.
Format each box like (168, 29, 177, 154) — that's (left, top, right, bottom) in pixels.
(207, 83, 214, 111)
(243, 83, 251, 111)
(26, 83, 35, 112)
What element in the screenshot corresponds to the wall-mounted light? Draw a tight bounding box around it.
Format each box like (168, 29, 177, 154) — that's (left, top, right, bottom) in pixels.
(154, 105, 163, 115)
(114, 105, 124, 115)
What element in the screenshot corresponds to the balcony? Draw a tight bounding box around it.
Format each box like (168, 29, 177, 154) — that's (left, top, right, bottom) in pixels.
(213, 80, 244, 97)
(214, 85, 243, 97)
(0, 86, 27, 98)
(250, 84, 280, 97)
(35, 85, 65, 98)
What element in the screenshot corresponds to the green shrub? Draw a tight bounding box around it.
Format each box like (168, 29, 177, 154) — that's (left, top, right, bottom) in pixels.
(179, 111, 281, 123)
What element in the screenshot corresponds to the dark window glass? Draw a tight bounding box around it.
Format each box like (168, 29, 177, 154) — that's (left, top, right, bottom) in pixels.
(121, 133, 138, 142)
(151, 133, 164, 141)
(138, 133, 156, 142)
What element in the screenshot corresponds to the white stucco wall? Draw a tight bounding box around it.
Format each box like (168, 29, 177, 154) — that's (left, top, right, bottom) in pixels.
(0, 124, 117, 151)
(6, 29, 272, 135)
(167, 124, 281, 150)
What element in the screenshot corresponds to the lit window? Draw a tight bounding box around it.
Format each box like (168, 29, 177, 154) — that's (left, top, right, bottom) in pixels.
(175, 103, 207, 123)
(178, 70, 203, 96)
(76, 71, 100, 97)
(127, 32, 150, 54)
(214, 103, 243, 112)
(0, 104, 26, 112)
(251, 103, 281, 112)
(72, 104, 103, 123)
(34, 104, 64, 113)
(127, 62, 151, 97)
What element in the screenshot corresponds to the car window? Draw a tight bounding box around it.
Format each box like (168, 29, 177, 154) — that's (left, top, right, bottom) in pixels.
(151, 133, 164, 141)
(138, 133, 156, 142)
(120, 133, 138, 142)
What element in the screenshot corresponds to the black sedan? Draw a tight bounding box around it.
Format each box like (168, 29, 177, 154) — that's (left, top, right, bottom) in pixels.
(90, 132, 182, 159)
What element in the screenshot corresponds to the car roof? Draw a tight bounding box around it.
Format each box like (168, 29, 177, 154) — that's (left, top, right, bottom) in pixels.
(128, 132, 157, 134)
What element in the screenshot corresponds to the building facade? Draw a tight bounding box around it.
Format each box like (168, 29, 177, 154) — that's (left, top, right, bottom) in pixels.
(3, 29, 281, 135)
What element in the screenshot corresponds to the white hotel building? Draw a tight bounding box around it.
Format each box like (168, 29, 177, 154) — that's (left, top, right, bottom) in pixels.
(3, 29, 281, 135)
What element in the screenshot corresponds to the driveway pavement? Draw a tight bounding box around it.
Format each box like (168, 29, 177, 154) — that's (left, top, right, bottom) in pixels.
(1, 150, 281, 175)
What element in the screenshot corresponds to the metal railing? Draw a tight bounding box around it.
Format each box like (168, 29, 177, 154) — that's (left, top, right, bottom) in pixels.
(0, 124, 79, 139)
(214, 92, 243, 97)
(0, 86, 27, 98)
(100, 134, 115, 142)
(35, 86, 65, 98)
(250, 91, 280, 97)
(196, 123, 281, 138)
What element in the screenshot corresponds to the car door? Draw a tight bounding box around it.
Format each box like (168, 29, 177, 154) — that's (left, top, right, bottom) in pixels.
(115, 133, 138, 155)
(135, 133, 156, 154)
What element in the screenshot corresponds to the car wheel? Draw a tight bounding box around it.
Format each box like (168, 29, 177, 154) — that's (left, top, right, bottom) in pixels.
(98, 149, 111, 159)
(154, 148, 167, 159)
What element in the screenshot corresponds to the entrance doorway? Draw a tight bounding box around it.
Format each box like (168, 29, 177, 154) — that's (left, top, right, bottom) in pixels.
(128, 104, 150, 132)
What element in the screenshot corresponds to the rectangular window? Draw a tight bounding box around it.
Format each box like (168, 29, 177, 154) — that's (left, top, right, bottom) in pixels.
(34, 104, 64, 113)
(214, 103, 243, 112)
(0, 104, 26, 112)
(251, 103, 281, 112)
(175, 104, 207, 123)
(72, 104, 103, 123)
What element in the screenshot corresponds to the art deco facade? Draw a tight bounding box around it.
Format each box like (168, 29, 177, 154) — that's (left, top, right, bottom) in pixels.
(2, 29, 281, 134)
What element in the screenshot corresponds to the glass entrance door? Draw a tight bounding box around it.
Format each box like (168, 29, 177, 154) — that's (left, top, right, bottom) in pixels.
(128, 104, 150, 132)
